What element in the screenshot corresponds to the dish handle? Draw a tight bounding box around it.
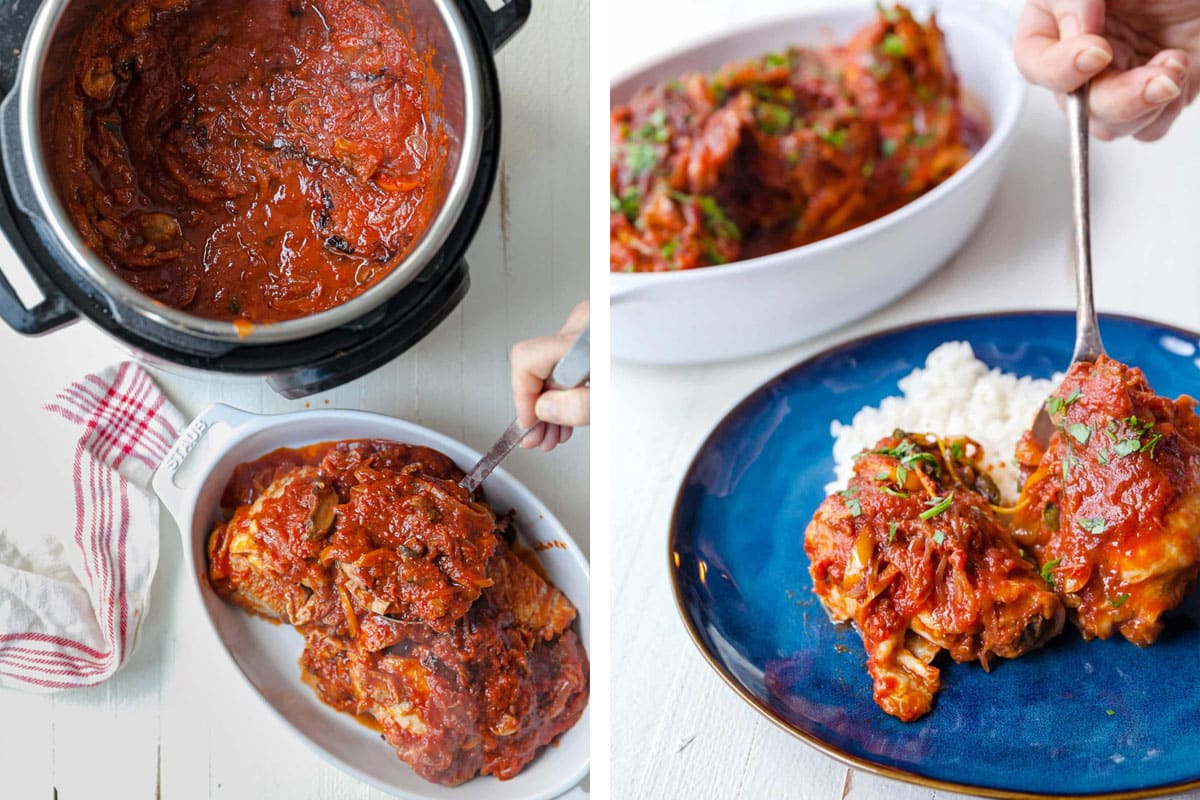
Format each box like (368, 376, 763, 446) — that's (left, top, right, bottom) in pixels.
(462, 0, 531, 51)
(152, 403, 259, 523)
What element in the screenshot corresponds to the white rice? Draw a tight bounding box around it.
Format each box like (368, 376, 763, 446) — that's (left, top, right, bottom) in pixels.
(826, 342, 1061, 504)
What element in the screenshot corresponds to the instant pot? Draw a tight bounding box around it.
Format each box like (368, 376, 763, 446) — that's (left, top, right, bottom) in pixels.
(0, 0, 529, 397)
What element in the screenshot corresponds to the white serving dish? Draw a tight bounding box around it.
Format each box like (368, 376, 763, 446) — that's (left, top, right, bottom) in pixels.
(609, 4, 1025, 364)
(151, 404, 590, 800)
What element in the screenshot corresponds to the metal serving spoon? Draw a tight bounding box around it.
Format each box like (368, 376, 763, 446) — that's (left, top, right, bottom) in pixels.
(459, 323, 590, 493)
(1030, 85, 1105, 448)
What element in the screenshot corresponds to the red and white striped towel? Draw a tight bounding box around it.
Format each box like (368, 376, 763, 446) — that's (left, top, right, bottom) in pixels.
(0, 363, 183, 692)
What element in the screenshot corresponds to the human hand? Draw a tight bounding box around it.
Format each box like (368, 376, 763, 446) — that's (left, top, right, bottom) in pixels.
(1014, 0, 1200, 141)
(511, 300, 590, 452)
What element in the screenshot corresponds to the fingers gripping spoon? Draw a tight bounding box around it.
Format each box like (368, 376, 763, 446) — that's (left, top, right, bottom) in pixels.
(460, 323, 590, 493)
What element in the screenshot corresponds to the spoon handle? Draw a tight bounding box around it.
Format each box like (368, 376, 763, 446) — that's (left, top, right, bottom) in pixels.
(1068, 86, 1104, 362)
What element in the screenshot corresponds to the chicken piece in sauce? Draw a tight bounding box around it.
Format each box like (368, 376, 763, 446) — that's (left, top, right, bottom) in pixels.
(300, 539, 588, 786)
(208, 439, 588, 785)
(610, 5, 981, 272)
(322, 464, 499, 631)
(210, 441, 500, 636)
(805, 432, 1063, 721)
(1012, 356, 1200, 646)
(208, 466, 342, 626)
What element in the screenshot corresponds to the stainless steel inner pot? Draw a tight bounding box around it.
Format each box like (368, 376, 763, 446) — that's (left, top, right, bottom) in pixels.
(10, 0, 484, 344)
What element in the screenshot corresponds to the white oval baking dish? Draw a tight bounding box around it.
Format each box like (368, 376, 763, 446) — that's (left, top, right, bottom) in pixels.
(151, 403, 590, 800)
(609, 4, 1026, 364)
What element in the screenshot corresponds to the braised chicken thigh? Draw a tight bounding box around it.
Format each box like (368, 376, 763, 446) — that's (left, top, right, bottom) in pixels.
(1012, 356, 1200, 645)
(806, 432, 1063, 720)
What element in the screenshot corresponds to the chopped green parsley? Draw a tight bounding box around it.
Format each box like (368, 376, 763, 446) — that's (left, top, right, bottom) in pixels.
(1041, 557, 1062, 587)
(919, 491, 953, 520)
(1067, 423, 1091, 445)
(839, 487, 862, 517)
(880, 33, 907, 57)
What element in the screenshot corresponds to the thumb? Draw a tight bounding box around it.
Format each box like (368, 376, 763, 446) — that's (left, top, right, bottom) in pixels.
(535, 387, 590, 427)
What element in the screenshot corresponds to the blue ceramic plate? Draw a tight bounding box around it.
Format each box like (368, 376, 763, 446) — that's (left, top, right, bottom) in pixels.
(670, 312, 1200, 799)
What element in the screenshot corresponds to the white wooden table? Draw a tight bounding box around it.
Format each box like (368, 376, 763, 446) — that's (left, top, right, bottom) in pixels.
(0, 1, 589, 797)
(610, 0, 1200, 798)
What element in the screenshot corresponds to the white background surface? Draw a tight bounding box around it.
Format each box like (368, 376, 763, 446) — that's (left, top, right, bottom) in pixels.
(0, 0, 590, 797)
(610, 1, 1200, 799)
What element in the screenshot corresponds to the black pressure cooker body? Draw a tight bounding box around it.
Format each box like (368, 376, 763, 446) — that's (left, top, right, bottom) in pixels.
(0, 0, 529, 398)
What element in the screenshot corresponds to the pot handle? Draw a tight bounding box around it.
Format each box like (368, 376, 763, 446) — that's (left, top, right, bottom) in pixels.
(0, 91, 79, 335)
(152, 403, 257, 523)
(0, 244, 77, 334)
(463, 0, 531, 51)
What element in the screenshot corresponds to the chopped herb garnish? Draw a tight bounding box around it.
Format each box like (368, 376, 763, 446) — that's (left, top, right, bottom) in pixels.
(950, 441, 964, 460)
(932, 531, 946, 545)
(860, 160, 875, 178)
(1141, 433, 1163, 458)
(695, 195, 741, 241)
(764, 52, 789, 68)
(1041, 557, 1062, 587)
(815, 126, 846, 149)
(895, 464, 908, 485)
(660, 239, 679, 260)
(1106, 709, 1115, 717)
(1078, 517, 1107, 535)
(908, 131, 935, 148)
(757, 103, 793, 135)
(1061, 454, 1079, 482)
(633, 109, 669, 143)
(920, 491, 954, 520)
(880, 138, 898, 158)
(1114, 438, 1141, 458)
(881, 486, 910, 498)
(875, 471, 890, 481)
(839, 486, 863, 517)
(880, 33, 907, 57)
(1067, 423, 1092, 445)
(1065, 388, 1082, 405)
(1104, 421, 1118, 442)
(888, 521, 899, 543)
(1096, 449, 1110, 465)
(1111, 594, 1129, 608)
(704, 240, 728, 265)
(610, 186, 641, 221)
(1047, 396, 1064, 416)
(625, 142, 658, 177)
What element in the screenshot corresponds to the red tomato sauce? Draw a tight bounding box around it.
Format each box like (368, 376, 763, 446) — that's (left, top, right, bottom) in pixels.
(53, 0, 447, 323)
